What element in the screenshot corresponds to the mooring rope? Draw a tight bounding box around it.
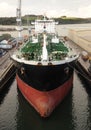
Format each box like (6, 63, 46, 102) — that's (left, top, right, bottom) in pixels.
(68, 63, 91, 82)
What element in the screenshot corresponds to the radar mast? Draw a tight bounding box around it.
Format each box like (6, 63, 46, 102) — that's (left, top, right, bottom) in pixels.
(16, 0, 23, 41)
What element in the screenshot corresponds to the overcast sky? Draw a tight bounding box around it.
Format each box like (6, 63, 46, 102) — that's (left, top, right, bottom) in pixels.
(0, 0, 91, 18)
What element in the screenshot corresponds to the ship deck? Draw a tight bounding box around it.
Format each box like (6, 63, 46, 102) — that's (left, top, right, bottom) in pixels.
(21, 40, 68, 53)
(19, 39, 69, 61)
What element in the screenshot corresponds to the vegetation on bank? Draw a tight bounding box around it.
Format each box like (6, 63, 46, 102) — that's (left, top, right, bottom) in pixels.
(54, 16, 91, 24)
(0, 15, 91, 25)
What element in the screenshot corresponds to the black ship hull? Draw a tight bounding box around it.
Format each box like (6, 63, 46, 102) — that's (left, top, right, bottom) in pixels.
(17, 62, 74, 91)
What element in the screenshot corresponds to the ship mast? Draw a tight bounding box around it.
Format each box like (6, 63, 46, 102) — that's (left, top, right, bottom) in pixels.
(42, 17, 48, 61)
(42, 33, 48, 61)
(16, 0, 23, 41)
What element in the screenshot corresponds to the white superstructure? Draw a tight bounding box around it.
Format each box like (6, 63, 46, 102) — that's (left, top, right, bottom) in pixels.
(34, 19, 57, 33)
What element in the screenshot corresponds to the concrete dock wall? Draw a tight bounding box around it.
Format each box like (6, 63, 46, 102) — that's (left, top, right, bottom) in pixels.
(68, 29, 91, 53)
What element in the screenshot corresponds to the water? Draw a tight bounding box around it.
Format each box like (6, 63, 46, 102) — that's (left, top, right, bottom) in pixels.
(1, 23, 91, 37)
(0, 72, 91, 130)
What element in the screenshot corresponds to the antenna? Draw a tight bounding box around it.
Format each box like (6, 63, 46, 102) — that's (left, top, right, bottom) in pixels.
(16, 0, 23, 41)
(27, 15, 31, 35)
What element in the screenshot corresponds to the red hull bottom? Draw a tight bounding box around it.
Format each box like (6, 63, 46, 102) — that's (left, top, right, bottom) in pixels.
(16, 75, 73, 117)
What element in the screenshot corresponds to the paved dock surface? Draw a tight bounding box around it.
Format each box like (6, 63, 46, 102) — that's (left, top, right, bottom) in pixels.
(0, 48, 16, 91)
(68, 28, 91, 53)
(0, 53, 11, 78)
(66, 38, 91, 85)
